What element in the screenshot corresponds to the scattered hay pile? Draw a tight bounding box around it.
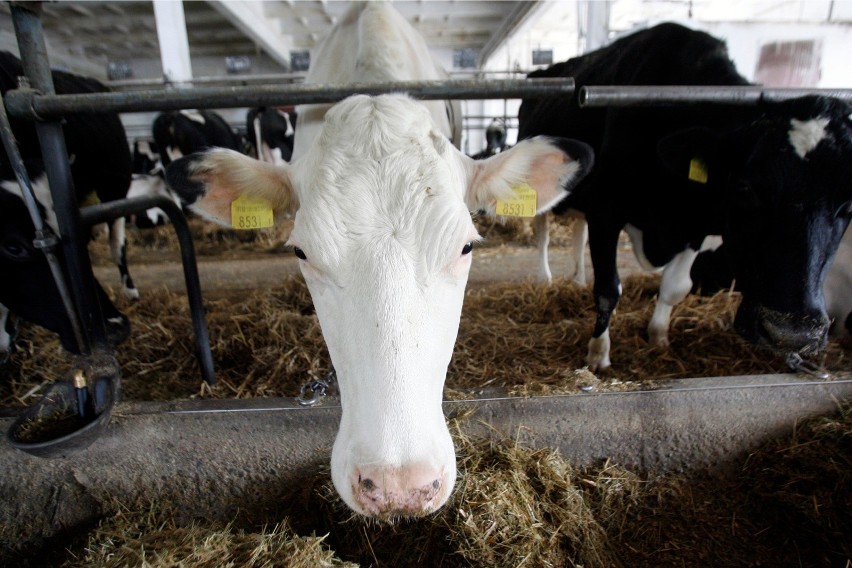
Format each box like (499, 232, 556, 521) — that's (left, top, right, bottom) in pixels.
(1, 271, 848, 406)
(32, 404, 850, 567)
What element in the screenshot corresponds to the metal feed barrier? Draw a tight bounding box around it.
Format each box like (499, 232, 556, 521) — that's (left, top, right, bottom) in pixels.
(3, 1, 851, 456)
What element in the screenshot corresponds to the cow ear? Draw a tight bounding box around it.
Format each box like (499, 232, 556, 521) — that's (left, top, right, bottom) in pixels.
(165, 148, 297, 226)
(465, 136, 593, 215)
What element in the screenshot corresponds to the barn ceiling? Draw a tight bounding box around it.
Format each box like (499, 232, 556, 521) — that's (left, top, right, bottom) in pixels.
(0, 1, 848, 83)
(0, 1, 538, 79)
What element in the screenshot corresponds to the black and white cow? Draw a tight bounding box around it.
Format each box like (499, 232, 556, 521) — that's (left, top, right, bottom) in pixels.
(0, 51, 133, 358)
(517, 23, 852, 370)
(692, 227, 852, 339)
(166, 3, 593, 519)
(246, 106, 297, 165)
(152, 109, 241, 168)
(126, 139, 181, 228)
(471, 118, 509, 160)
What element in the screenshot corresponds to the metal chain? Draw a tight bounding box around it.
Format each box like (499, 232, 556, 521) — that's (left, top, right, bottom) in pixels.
(296, 368, 337, 407)
(786, 352, 831, 380)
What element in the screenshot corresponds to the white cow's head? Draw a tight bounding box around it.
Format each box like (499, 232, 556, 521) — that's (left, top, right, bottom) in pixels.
(166, 94, 593, 519)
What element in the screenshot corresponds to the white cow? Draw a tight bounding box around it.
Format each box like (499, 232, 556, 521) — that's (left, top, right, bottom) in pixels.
(165, 2, 593, 519)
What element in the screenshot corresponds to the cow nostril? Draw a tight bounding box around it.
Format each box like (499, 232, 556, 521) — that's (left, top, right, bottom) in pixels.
(360, 478, 376, 492)
(432, 479, 440, 490)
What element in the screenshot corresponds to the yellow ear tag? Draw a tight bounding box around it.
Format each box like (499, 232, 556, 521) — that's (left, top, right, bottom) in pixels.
(230, 195, 274, 229)
(496, 183, 537, 218)
(688, 158, 708, 184)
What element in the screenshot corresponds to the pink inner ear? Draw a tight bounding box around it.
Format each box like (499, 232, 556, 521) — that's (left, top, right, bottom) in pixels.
(527, 152, 568, 195)
(196, 175, 242, 223)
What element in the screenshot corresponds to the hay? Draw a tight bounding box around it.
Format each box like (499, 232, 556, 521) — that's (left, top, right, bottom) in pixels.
(36, 404, 851, 567)
(1, 271, 848, 406)
(62, 502, 355, 568)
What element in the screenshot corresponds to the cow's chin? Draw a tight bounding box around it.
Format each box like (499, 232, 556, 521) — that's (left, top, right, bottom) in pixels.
(330, 431, 457, 522)
(734, 301, 829, 356)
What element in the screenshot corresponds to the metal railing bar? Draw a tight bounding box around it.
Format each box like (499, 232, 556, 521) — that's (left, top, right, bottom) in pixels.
(4, 78, 575, 118)
(579, 85, 852, 107)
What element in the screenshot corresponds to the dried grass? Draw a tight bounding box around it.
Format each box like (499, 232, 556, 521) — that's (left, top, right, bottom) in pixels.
(2, 266, 848, 407)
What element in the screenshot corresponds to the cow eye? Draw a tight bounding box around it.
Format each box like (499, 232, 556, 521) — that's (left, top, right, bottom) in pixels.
(1, 238, 33, 261)
(461, 242, 473, 255)
(293, 247, 307, 260)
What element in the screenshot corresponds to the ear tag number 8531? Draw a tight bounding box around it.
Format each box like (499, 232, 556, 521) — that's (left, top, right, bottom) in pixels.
(496, 183, 537, 218)
(231, 195, 274, 229)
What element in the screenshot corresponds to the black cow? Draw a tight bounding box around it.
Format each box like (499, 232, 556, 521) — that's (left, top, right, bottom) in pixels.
(152, 109, 241, 168)
(246, 106, 297, 164)
(0, 51, 132, 358)
(518, 23, 852, 370)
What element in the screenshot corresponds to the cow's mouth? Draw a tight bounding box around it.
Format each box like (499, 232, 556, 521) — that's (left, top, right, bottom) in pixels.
(734, 302, 829, 355)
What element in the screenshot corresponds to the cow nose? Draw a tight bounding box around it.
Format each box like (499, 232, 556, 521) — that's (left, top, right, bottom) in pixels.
(353, 464, 448, 519)
(760, 313, 829, 355)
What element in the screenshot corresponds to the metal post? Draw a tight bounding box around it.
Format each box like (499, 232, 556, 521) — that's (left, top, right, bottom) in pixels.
(9, 1, 108, 353)
(80, 196, 216, 385)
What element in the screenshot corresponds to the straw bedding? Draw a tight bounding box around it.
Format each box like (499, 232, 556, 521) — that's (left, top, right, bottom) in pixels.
(2, 267, 848, 406)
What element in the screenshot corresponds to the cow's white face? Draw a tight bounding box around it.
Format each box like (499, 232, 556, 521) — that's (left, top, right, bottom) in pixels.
(165, 94, 594, 519)
(288, 97, 478, 516)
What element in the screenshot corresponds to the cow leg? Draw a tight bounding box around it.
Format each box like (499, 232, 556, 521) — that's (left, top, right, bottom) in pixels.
(0, 303, 13, 364)
(534, 213, 552, 283)
(109, 217, 139, 300)
(586, 220, 622, 371)
(569, 214, 588, 285)
(648, 247, 700, 347)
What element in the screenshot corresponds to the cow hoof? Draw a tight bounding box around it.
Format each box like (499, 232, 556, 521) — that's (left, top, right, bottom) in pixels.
(648, 331, 670, 348)
(586, 333, 612, 372)
(123, 287, 140, 301)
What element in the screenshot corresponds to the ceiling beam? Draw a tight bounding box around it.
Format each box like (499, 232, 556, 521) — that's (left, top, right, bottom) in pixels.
(206, 0, 293, 69)
(479, 1, 546, 67)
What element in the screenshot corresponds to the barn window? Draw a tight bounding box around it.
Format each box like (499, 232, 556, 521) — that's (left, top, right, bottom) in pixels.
(453, 48, 478, 69)
(107, 61, 132, 80)
(290, 50, 310, 72)
(532, 49, 553, 66)
(754, 40, 822, 87)
(225, 56, 251, 74)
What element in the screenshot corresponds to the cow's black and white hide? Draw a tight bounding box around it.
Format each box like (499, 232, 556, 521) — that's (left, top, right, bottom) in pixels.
(0, 51, 133, 360)
(152, 109, 241, 169)
(517, 23, 852, 370)
(246, 106, 297, 165)
(126, 139, 181, 228)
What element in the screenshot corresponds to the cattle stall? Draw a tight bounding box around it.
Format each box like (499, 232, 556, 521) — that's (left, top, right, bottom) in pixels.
(1, 3, 851, 566)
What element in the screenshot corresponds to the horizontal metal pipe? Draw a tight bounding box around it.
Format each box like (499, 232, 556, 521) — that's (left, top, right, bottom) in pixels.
(5, 78, 574, 118)
(579, 85, 852, 107)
